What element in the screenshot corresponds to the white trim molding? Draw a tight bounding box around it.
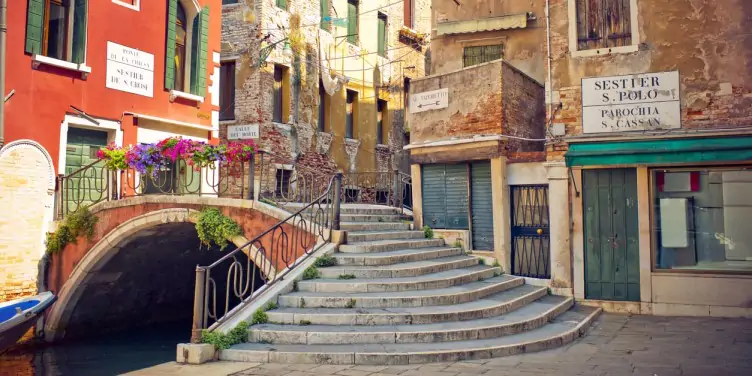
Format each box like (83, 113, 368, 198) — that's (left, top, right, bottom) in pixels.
(58, 114, 123, 175)
(169, 89, 205, 104)
(32, 54, 92, 79)
(567, 0, 640, 58)
(123, 111, 218, 133)
(112, 0, 139, 11)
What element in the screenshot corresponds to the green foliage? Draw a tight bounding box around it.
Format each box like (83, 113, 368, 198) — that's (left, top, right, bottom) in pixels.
(264, 301, 278, 311)
(300, 298, 306, 308)
(478, 258, 486, 265)
(251, 308, 269, 325)
(299, 320, 312, 326)
(46, 207, 99, 255)
(200, 321, 249, 350)
(313, 255, 338, 267)
(492, 259, 501, 267)
(196, 208, 242, 250)
(423, 225, 434, 239)
(302, 266, 321, 280)
(345, 299, 356, 309)
(338, 274, 356, 280)
(453, 239, 463, 251)
(292, 280, 299, 292)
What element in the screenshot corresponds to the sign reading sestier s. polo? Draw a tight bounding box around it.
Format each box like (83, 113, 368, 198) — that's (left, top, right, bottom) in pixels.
(582, 71, 681, 133)
(410, 88, 449, 114)
(106, 41, 154, 97)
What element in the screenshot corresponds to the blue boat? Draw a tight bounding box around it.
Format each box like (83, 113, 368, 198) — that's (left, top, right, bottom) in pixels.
(0, 292, 57, 353)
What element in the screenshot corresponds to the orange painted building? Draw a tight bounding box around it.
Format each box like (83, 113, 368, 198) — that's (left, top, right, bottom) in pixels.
(0, 0, 221, 308)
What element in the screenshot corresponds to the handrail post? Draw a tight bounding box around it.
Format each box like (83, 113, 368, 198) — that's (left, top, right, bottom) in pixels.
(392, 169, 400, 208)
(332, 172, 342, 231)
(55, 174, 64, 220)
(191, 266, 207, 344)
(246, 155, 255, 200)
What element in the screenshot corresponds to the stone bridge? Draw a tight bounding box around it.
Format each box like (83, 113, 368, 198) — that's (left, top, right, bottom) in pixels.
(43, 195, 318, 342)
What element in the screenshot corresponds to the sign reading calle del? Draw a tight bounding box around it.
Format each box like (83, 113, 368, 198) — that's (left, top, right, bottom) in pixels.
(228, 124, 260, 140)
(410, 88, 449, 114)
(106, 41, 154, 98)
(582, 71, 681, 133)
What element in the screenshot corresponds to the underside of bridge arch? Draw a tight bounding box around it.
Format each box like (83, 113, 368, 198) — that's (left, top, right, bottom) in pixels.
(49, 222, 263, 341)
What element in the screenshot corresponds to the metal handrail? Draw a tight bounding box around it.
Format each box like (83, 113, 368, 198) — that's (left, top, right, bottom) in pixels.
(191, 173, 342, 341)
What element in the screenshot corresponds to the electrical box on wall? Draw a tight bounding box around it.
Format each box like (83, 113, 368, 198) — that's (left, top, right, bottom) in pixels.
(550, 123, 566, 136)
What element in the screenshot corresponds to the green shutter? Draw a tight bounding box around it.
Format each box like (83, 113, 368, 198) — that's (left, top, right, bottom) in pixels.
(198, 6, 210, 96)
(347, 1, 357, 44)
(71, 0, 88, 63)
(377, 15, 386, 57)
(320, 0, 329, 29)
(277, 0, 287, 9)
(165, 0, 178, 89)
(189, 14, 201, 94)
(25, 0, 45, 54)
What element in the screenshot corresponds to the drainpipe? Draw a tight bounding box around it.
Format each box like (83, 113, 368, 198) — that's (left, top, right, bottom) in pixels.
(545, 0, 553, 133)
(0, 0, 6, 149)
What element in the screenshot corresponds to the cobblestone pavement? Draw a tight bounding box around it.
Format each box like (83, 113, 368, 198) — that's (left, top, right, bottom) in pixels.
(130, 313, 752, 376)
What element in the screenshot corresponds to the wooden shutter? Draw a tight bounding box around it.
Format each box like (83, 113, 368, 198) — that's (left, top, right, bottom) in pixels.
(198, 6, 210, 96)
(403, 0, 412, 28)
(25, 0, 45, 54)
(377, 14, 386, 57)
(189, 15, 200, 94)
(71, 0, 88, 63)
(320, 0, 329, 29)
(165, 0, 178, 89)
(347, 1, 357, 44)
(277, 0, 287, 9)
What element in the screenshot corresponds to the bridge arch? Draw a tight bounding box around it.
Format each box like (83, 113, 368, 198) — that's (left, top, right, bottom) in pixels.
(43, 198, 293, 341)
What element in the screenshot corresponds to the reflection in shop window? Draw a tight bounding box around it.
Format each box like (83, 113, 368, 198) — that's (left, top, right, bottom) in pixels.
(652, 168, 752, 272)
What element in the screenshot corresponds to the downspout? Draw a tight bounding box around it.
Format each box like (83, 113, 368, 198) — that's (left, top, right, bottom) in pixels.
(0, 0, 6, 148)
(545, 0, 553, 133)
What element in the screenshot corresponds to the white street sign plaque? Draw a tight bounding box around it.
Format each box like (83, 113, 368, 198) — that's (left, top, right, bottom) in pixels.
(105, 41, 154, 98)
(228, 124, 259, 140)
(410, 88, 449, 114)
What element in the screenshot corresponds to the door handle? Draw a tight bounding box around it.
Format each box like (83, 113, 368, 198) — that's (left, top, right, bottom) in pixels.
(536, 228, 543, 235)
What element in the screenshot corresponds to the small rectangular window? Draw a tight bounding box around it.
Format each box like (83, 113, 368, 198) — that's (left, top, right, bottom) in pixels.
(377, 99, 387, 145)
(273, 65, 286, 123)
(462, 44, 503, 68)
(347, 0, 359, 44)
(275, 169, 292, 196)
(318, 80, 328, 132)
(575, 0, 632, 51)
(344, 188, 360, 203)
(346, 89, 357, 139)
(403, 0, 413, 28)
(377, 12, 387, 57)
(222, 0, 239, 4)
(276, 0, 287, 10)
(219, 62, 236, 121)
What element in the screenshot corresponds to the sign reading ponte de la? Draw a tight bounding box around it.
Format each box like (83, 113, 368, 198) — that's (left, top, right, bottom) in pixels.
(106, 41, 155, 98)
(582, 71, 681, 133)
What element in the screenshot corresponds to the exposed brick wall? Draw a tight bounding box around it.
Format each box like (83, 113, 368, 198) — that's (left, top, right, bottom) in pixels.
(501, 63, 546, 153)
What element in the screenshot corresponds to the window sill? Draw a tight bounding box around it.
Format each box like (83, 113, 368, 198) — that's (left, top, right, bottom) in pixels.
(169, 90, 205, 104)
(219, 119, 237, 125)
(112, 0, 140, 11)
(32, 54, 91, 78)
(375, 144, 389, 149)
(570, 45, 639, 58)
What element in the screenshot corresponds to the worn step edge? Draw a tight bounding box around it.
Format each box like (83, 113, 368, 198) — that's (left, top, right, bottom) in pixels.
(297, 266, 501, 293)
(340, 222, 411, 231)
(266, 285, 547, 325)
(221, 306, 602, 365)
(339, 239, 447, 253)
(333, 247, 464, 266)
(278, 276, 523, 308)
(318, 256, 479, 278)
(252, 296, 573, 345)
(340, 214, 403, 222)
(346, 231, 425, 242)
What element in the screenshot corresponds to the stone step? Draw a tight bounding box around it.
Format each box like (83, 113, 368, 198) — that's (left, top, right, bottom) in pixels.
(340, 222, 411, 231)
(252, 295, 573, 345)
(278, 275, 523, 309)
(333, 247, 464, 266)
(339, 238, 447, 253)
(346, 230, 425, 242)
(221, 305, 601, 364)
(318, 255, 479, 278)
(266, 284, 547, 325)
(339, 214, 403, 223)
(297, 265, 501, 293)
(286, 203, 401, 215)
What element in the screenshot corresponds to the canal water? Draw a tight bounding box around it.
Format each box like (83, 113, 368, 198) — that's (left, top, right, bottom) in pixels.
(0, 324, 188, 376)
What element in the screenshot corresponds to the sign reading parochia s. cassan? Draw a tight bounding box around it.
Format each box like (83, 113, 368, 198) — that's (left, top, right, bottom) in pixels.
(582, 71, 680, 133)
(106, 41, 154, 98)
(410, 88, 449, 114)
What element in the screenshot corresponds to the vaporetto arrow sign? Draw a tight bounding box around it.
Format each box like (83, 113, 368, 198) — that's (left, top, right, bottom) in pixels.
(410, 88, 449, 114)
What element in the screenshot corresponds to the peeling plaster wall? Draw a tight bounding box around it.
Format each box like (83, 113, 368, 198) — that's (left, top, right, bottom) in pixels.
(429, 0, 547, 82)
(547, 0, 752, 159)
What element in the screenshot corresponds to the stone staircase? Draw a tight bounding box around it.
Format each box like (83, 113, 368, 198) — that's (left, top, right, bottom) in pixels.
(221, 205, 600, 365)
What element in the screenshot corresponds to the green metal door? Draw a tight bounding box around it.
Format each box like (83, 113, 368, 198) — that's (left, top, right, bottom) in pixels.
(583, 169, 640, 301)
(65, 128, 108, 212)
(471, 162, 494, 250)
(422, 164, 469, 229)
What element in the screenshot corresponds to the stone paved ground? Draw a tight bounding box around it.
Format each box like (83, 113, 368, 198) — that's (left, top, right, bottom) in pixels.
(130, 313, 752, 376)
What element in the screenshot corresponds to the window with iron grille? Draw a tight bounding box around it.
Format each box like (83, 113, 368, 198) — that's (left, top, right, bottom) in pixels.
(346, 89, 357, 139)
(462, 44, 503, 68)
(575, 0, 632, 51)
(275, 169, 292, 196)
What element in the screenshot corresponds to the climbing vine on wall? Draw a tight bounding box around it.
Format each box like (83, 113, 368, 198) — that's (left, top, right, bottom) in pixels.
(195, 208, 243, 250)
(46, 207, 99, 254)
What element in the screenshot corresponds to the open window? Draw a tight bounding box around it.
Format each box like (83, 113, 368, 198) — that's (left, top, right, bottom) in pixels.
(571, 0, 638, 56)
(165, 0, 209, 97)
(25, 0, 88, 64)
